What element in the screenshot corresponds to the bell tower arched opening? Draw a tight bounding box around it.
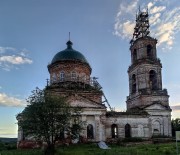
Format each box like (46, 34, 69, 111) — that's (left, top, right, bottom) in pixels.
(149, 70, 157, 90)
(147, 44, 153, 59)
(132, 74, 136, 93)
(133, 49, 137, 63)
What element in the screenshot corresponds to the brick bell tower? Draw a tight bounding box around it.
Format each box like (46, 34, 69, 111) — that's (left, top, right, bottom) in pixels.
(126, 9, 170, 111)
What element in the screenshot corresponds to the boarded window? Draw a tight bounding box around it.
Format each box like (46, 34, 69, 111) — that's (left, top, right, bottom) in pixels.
(152, 121, 161, 136)
(71, 71, 76, 81)
(52, 73, 57, 83)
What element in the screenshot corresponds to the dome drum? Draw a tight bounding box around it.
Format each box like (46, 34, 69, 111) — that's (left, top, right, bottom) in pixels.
(49, 61, 91, 84)
(48, 40, 92, 85)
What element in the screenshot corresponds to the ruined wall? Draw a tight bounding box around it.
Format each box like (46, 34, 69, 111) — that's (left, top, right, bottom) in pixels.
(145, 108, 172, 137)
(104, 115, 150, 139)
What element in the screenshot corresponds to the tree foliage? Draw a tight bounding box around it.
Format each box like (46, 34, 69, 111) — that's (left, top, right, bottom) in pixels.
(171, 118, 180, 137)
(18, 87, 83, 154)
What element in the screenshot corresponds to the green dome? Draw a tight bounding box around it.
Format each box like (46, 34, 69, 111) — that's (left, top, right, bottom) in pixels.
(51, 41, 89, 65)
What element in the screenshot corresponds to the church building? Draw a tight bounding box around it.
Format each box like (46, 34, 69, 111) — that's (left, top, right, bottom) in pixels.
(17, 9, 172, 144)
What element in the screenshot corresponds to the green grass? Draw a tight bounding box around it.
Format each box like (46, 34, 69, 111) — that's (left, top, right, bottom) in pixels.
(0, 142, 180, 155)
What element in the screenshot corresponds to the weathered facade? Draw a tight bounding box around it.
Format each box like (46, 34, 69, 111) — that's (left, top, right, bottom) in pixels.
(17, 9, 172, 145)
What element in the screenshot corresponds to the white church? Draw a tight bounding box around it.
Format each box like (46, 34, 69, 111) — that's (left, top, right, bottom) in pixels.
(17, 9, 172, 144)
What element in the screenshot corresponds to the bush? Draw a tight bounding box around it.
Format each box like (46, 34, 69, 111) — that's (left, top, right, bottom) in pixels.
(122, 137, 143, 142)
(0, 141, 6, 151)
(152, 134, 170, 138)
(163, 148, 171, 155)
(0, 141, 17, 151)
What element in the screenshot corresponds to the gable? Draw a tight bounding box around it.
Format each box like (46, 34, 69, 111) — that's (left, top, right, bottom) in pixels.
(144, 103, 167, 110)
(67, 94, 106, 109)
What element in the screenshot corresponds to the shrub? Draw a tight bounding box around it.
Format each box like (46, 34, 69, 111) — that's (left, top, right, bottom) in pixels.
(122, 137, 143, 142)
(163, 149, 171, 155)
(152, 134, 170, 138)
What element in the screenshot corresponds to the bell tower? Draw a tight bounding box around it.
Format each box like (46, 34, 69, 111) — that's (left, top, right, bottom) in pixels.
(126, 9, 170, 110)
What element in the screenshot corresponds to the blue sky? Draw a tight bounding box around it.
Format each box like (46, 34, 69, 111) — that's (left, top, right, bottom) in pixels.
(0, 0, 180, 138)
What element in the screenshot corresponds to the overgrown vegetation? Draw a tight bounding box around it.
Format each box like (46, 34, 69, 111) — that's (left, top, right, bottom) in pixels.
(0, 141, 16, 151)
(0, 142, 180, 155)
(172, 118, 180, 137)
(17, 87, 83, 155)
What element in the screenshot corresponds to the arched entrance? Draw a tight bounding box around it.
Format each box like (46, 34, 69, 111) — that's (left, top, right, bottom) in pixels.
(87, 124, 94, 139)
(125, 124, 131, 138)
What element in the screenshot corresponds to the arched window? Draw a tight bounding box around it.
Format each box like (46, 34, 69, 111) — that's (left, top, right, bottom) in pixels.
(125, 124, 131, 138)
(60, 71, 65, 82)
(71, 71, 76, 81)
(133, 49, 137, 62)
(81, 73, 86, 82)
(52, 73, 56, 83)
(87, 124, 94, 139)
(138, 124, 144, 137)
(147, 44, 153, 58)
(72, 124, 80, 139)
(111, 124, 118, 138)
(55, 128, 64, 141)
(132, 74, 136, 93)
(152, 121, 161, 136)
(149, 70, 157, 90)
(59, 129, 65, 140)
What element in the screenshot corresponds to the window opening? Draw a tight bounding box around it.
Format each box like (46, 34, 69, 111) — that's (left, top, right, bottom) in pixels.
(87, 124, 94, 139)
(125, 124, 131, 138)
(71, 71, 76, 81)
(132, 74, 136, 93)
(133, 49, 137, 62)
(60, 71, 65, 82)
(149, 70, 157, 90)
(111, 124, 118, 138)
(147, 45, 153, 58)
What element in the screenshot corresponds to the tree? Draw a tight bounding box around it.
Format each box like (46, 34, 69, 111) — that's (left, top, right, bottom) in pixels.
(18, 87, 83, 155)
(172, 118, 180, 137)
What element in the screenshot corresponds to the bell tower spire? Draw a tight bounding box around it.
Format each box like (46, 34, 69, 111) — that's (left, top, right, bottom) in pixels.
(126, 8, 172, 137)
(130, 8, 150, 45)
(126, 8, 170, 110)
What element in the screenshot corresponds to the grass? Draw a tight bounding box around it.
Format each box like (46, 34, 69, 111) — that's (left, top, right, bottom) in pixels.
(0, 142, 180, 155)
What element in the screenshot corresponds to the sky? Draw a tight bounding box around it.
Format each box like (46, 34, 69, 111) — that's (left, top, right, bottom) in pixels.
(0, 0, 180, 138)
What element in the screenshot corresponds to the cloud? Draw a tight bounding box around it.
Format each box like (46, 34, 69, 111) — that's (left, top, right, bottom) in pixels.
(0, 55, 32, 65)
(113, 0, 138, 39)
(149, 13, 161, 26)
(0, 47, 33, 71)
(0, 93, 26, 107)
(150, 6, 166, 14)
(147, 2, 154, 10)
(171, 104, 180, 111)
(171, 104, 180, 119)
(113, 0, 180, 50)
(0, 47, 16, 53)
